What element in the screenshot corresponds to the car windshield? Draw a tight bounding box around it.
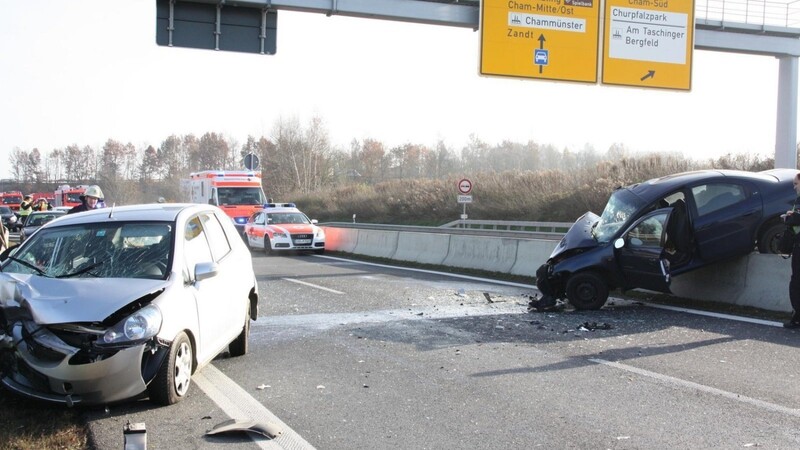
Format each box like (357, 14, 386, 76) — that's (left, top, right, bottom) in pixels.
(217, 187, 265, 205)
(0, 206, 10, 214)
(593, 189, 645, 243)
(26, 213, 63, 227)
(2, 221, 173, 280)
(267, 212, 310, 224)
(3, 197, 21, 205)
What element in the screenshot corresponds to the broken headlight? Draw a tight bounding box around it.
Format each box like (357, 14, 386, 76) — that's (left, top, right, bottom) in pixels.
(99, 304, 162, 347)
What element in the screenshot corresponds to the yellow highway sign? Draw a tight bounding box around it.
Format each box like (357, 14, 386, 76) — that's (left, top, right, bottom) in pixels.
(480, 0, 601, 83)
(601, 0, 695, 90)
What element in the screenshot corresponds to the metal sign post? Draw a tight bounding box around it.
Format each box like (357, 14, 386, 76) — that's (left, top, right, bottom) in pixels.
(457, 179, 473, 228)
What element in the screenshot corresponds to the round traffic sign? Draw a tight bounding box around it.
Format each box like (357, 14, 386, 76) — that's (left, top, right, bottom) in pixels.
(458, 178, 473, 194)
(243, 153, 260, 170)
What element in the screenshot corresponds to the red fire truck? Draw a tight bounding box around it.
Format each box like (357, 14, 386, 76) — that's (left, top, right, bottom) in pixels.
(0, 191, 23, 211)
(53, 185, 87, 208)
(187, 171, 266, 234)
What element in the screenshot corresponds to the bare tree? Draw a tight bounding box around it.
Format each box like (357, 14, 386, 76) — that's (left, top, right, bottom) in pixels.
(8, 147, 26, 182)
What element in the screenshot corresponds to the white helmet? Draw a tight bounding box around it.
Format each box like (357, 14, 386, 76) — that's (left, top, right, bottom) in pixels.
(83, 185, 104, 199)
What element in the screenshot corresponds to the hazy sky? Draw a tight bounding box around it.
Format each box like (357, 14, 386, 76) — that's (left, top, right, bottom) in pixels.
(0, 0, 788, 174)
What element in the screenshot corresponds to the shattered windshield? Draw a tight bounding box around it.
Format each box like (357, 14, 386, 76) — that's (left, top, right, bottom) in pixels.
(593, 189, 645, 243)
(2, 222, 173, 280)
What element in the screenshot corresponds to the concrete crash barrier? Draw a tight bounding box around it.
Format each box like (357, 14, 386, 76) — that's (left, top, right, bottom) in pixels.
(670, 253, 792, 313)
(442, 235, 518, 273)
(511, 239, 558, 277)
(324, 227, 359, 253)
(353, 229, 399, 259)
(323, 226, 793, 313)
(394, 232, 450, 265)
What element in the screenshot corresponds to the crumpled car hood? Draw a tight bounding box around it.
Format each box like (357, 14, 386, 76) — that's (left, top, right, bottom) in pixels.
(549, 211, 600, 259)
(0, 273, 169, 324)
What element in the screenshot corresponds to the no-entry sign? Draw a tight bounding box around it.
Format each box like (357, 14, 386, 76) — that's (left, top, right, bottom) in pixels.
(458, 179, 473, 195)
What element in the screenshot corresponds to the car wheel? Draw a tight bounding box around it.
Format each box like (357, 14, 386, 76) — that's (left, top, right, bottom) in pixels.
(565, 272, 609, 310)
(264, 237, 273, 256)
(148, 331, 193, 405)
(229, 307, 250, 357)
(757, 222, 785, 254)
(242, 232, 251, 249)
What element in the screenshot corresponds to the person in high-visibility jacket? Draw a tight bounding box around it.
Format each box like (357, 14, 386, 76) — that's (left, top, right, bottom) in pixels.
(18, 195, 34, 225)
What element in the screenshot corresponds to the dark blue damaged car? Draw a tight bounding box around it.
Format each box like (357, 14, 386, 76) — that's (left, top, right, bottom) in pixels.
(536, 168, 797, 310)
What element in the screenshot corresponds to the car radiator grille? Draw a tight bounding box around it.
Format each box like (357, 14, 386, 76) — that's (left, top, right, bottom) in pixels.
(291, 234, 313, 245)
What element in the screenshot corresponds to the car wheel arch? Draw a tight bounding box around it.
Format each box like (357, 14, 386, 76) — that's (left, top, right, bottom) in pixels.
(564, 270, 612, 310)
(756, 218, 785, 254)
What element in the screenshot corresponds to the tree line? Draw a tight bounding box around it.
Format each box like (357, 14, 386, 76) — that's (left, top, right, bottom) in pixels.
(3, 116, 784, 223)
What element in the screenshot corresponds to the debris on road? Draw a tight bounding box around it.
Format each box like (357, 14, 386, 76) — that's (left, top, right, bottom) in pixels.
(206, 419, 282, 439)
(577, 322, 613, 331)
(525, 293, 565, 312)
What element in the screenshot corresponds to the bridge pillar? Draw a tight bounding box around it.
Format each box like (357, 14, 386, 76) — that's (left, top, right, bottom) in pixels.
(775, 55, 798, 169)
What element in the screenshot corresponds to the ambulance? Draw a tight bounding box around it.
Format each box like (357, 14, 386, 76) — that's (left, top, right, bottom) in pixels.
(187, 170, 266, 234)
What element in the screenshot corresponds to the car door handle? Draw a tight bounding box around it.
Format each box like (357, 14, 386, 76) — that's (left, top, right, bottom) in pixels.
(742, 209, 759, 217)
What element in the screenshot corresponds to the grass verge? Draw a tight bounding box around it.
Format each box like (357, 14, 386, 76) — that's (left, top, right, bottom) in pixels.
(0, 388, 89, 450)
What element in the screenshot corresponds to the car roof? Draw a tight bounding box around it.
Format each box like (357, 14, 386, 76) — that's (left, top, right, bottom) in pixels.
(627, 169, 797, 201)
(29, 210, 66, 215)
(265, 207, 302, 213)
(47, 203, 216, 226)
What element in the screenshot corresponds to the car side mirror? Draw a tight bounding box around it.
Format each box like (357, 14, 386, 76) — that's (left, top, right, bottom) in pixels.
(0, 246, 15, 262)
(194, 261, 219, 282)
(311, 219, 318, 225)
(614, 238, 625, 249)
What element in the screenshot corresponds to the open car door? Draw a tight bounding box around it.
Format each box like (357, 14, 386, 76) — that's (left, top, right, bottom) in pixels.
(615, 209, 674, 293)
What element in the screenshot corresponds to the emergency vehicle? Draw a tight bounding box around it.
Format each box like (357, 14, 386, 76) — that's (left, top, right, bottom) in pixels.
(54, 185, 87, 208)
(0, 191, 23, 211)
(187, 170, 266, 233)
(243, 203, 325, 255)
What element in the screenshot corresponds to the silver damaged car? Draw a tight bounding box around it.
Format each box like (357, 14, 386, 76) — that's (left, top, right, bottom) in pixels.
(0, 203, 259, 406)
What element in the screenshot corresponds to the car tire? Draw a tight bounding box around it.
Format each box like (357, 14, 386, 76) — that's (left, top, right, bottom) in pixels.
(565, 272, 609, 310)
(148, 331, 193, 405)
(264, 237, 273, 256)
(229, 307, 250, 357)
(757, 222, 784, 254)
(242, 232, 251, 249)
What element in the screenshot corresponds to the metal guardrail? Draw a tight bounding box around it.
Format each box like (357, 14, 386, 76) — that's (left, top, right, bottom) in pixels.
(439, 219, 573, 235)
(696, 0, 800, 28)
(324, 221, 572, 240)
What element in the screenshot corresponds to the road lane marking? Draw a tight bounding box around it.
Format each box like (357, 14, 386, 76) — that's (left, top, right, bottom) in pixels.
(195, 364, 317, 449)
(643, 303, 783, 327)
(590, 358, 800, 418)
(282, 277, 344, 294)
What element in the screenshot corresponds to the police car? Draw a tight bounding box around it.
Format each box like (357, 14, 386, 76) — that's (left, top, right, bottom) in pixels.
(243, 203, 325, 255)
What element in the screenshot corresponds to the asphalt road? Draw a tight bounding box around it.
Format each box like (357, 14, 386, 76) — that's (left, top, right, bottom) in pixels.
(82, 252, 800, 449)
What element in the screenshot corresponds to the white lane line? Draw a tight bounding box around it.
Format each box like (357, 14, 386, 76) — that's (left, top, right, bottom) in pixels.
(282, 277, 344, 294)
(314, 255, 535, 288)
(194, 364, 317, 450)
(643, 303, 784, 327)
(590, 358, 800, 418)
